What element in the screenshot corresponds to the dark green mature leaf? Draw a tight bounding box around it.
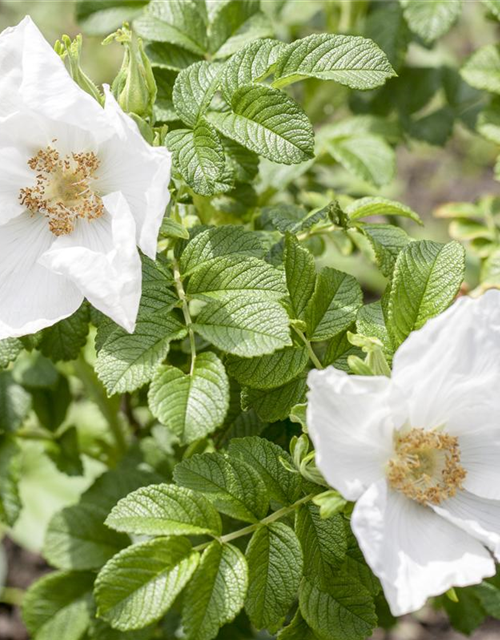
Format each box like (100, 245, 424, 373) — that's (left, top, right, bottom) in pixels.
(183, 542, 248, 640)
(366, 1, 410, 71)
(0, 371, 31, 433)
(88, 619, 154, 640)
(228, 437, 302, 505)
(388, 240, 465, 346)
(95, 537, 199, 631)
(187, 255, 286, 301)
(285, 234, 317, 321)
(461, 44, 500, 94)
(226, 346, 308, 390)
(245, 523, 303, 631)
(208, 85, 315, 164)
(44, 503, 129, 571)
(273, 33, 395, 90)
(173, 62, 224, 127)
(260, 204, 328, 234)
(193, 296, 291, 357)
(82, 466, 161, 513)
(305, 268, 363, 342)
(174, 452, 269, 522)
(134, 0, 208, 55)
(299, 574, 377, 640)
(208, 0, 272, 58)
(341, 523, 380, 596)
(241, 375, 308, 422)
(278, 610, 321, 640)
(400, 0, 462, 43)
(95, 314, 186, 395)
(442, 588, 487, 636)
(0, 338, 23, 368)
(356, 302, 392, 354)
(0, 438, 21, 526)
(325, 135, 395, 187)
(38, 304, 90, 362)
(361, 224, 411, 278)
(221, 137, 260, 183)
(106, 484, 222, 537)
(140, 256, 178, 315)
(346, 197, 421, 225)
(148, 352, 229, 444)
(23, 571, 94, 640)
(323, 329, 363, 370)
(77, 0, 147, 35)
(145, 42, 203, 71)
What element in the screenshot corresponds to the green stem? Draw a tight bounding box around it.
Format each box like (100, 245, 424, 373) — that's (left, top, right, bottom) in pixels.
(194, 494, 315, 552)
(0, 587, 24, 607)
(293, 326, 324, 370)
(172, 257, 196, 375)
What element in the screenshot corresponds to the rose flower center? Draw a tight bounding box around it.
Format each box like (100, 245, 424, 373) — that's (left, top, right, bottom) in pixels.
(386, 427, 466, 505)
(19, 144, 104, 236)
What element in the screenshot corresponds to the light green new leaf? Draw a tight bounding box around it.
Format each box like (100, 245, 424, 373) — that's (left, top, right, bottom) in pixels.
(106, 484, 222, 537)
(0, 338, 23, 369)
(273, 33, 395, 90)
(361, 224, 411, 278)
(174, 452, 269, 522)
(95, 314, 186, 395)
(187, 255, 286, 301)
(173, 61, 225, 127)
(461, 44, 500, 94)
(245, 523, 303, 631)
(299, 574, 377, 640)
(38, 304, 90, 362)
(241, 375, 308, 423)
(95, 537, 199, 631)
(0, 371, 31, 433)
(285, 234, 317, 321)
(183, 542, 248, 640)
(0, 438, 21, 526)
(208, 84, 314, 164)
(222, 39, 286, 100)
(77, 0, 147, 36)
(146, 42, 203, 72)
(346, 197, 421, 225)
(226, 346, 308, 390)
(44, 503, 129, 571)
(325, 135, 395, 188)
(305, 268, 363, 342)
(208, 0, 272, 58)
(23, 571, 94, 640)
(148, 352, 229, 444)
(167, 122, 231, 197)
(193, 296, 291, 357)
(388, 240, 465, 347)
(228, 437, 302, 505)
(400, 0, 462, 43)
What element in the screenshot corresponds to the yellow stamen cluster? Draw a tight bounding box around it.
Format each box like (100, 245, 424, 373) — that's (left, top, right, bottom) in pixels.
(19, 143, 104, 236)
(387, 427, 466, 505)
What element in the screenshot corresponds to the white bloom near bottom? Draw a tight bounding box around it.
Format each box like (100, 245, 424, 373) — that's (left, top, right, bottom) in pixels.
(307, 291, 500, 616)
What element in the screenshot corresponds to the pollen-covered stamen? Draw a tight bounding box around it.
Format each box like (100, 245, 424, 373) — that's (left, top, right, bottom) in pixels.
(19, 144, 104, 236)
(387, 427, 467, 505)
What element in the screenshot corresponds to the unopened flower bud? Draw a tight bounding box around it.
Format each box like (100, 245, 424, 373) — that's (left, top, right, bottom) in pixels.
(55, 34, 103, 105)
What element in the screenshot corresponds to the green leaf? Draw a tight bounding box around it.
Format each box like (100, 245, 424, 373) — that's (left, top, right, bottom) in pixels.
(106, 483, 222, 537)
(208, 0, 272, 58)
(299, 574, 377, 640)
(226, 346, 308, 390)
(173, 61, 224, 127)
(146, 42, 203, 71)
(193, 296, 291, 357)
(400, 0, 462, 43)
(245, 523, 303, 631)
(183, 542, 248, 640)
(477, 104, 500, 143)
(388, 240, 465, 347)
(461, 44, 500, 94)
(285, 235, 317, 321)
(95, 314, 187, 395)
(241, 375, 308, 422)
(341, 523, 380, 596)
(166, 122, 231, 197)
(23, 571, 94, 640)
(180, 226, 265, 275)
(134, 0, 208, 55)
(228, 437, 302, 505)
(0, 438, 21, 526)
(323, 328, 362, 371)
(95, 537, 199, 631)
(365, 2, 410, 71)
(305, 268, 363, 342)
(140, 256, 178, 315)
(273, 33, 395, 90)
(441, 588, 487, 635)
(356, 302, 392, 355)
(278, 610, 321, 640)
(296, 505, 347, 582)
(222, 38, 286, 100)
(325, 134, 395, 188)
(82, 466, 161, 513)
(38, 304, 90, 362)
(221, 137, 259, 183)
(0, 338, 23, 368)
(260, 204, 329, 234)
(148, 352, 229, 444)
(208, 85, 315, 164)
(187, 255, 286, 301)
(174, 452, 269, 522)
(0, 371, 31, 433)
(44, 503, 130, 571)
(160, 217, 190, 240)
(346, 197, 421, 225)
(77, 0, 147, 35)
(483, 0, 500, 18)
(361, 224, 411, 278)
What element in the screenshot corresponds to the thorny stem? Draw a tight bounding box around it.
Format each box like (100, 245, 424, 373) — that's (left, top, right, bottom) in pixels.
(293, 326, 324, 370)
(194, 494, 315, 552)
(172, 257, 196, 375)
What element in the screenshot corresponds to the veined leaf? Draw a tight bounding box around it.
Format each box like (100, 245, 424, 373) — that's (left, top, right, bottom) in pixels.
(245, 523, 303, 631)
(241, 375, 308, 422)
(140, 256, 178, 315)
(174, 452, 269, 522)
(323, 328, 363, 371)
(273, 33, 395, 90)
(146, 42, 203, 71)
(260, 204, 329, 234)
(148, 352, 229, 444)
(361, 224, 411, 278)
(0, 371, 31, 433)
(461, 44, 500, 94)
(106, 484, 222, 537)
(221, 137, 259, 183)
(356, 302, 392, 355)
(39, 304, 90, 362)
(285, 234, 317, 321)
(0, 338, 23, 369)
(346, 197, 421, 225)
(366, 1, 410, 71)
(173, 61, 225, 127)
(95, 537, 199, 631)
(477, 104, 500, 144)
(278, 610, 321, 640)
(342, 523, 380, 596)
(77, 0, 147, 35)
(193, 296, 292, 357)
(208, 0, 272, 58)
(183, 542, 248, 640)
(0, 438, 21, 526)
(325, 135, 395, 188)
(226, 346, 308, 390)
(208, 84, 315, 165)
(400, 0, 462, 43)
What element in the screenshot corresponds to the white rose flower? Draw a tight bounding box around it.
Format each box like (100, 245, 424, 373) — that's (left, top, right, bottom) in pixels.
(0, 17, 171, 338)
(307, 290, 500, 616)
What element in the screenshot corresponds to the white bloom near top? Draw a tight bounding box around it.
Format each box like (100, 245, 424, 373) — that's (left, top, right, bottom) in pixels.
(0, 17, 171, 337)
(307, 291, 500, 616)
